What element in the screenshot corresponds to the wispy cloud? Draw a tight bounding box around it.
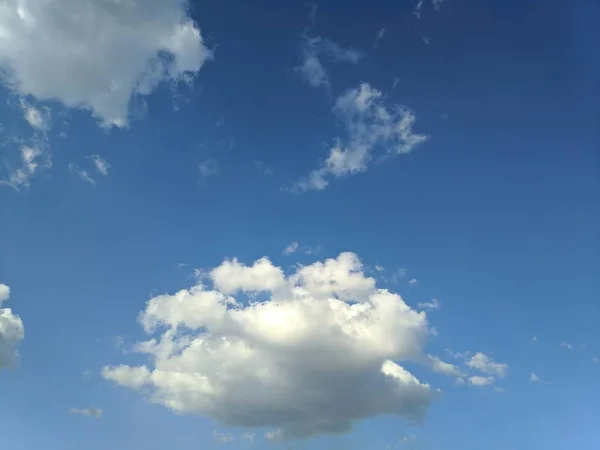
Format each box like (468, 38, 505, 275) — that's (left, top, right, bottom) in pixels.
(424, 354, 463, 377)
(284, 241, 299, 255)
(254, 160, 274, 175)
(414, 0, 445, 18)
(212, 430, 234, 443)
(6, 145, 51, 190)
(69, 408, 102, 418)
(292, 83, 428, 192)
(468, 375, 495, 387)
(418, 298, 441, 310)
(199, 159, 219, 179)
(89, 154, 110, 176)
(466, 352, 508, 378)
(398, 435, 417, 448)
(20, 101, 51, 132)
(408, 278, 419, 288)
(283, 241, 320, 256)
(1, 101, 52, 191)
(69, 162, 96, 186)
(529, 373, 550, 384)
(560, 342, 573, 350)
(296, 33, 363, 89)
(373, 27, 386, 47)
(307, 3, 318, 26)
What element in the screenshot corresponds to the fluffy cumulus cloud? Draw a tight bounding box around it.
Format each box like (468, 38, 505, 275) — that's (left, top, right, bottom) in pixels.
(102, 252, 443, 440)
(294, 83, 428, 192)
(0, 284, 25, 370)
(296, 34, 362, 89)
(0, 0, 212, 127)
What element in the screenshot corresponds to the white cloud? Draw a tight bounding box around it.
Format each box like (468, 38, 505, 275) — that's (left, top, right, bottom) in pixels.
(296, 34, 362, 89)
(0, 283, 25, 370)
(254, 160, 273, 176)
(212, 430, 234, 443)
(283, 241, 299, 255)
(307, 3, 318, 26)
(424, 354, 462, 377)
(468, 376, 495, 387)
(242, 432, 254, 442)
(0, 285, 10, 304)
(69, 162, 96, 186)
(433, 0, 445, 10)
(20, 100, 51, 132)
(592, 357, 599, 363)
(69, 408, 102, 418)
(529, 373, 549, 384)
(560, 342, 573, 350)
(102, 365, 150, 390)
(6, 144, 52, 189)
(418, 299, 440, 311)
(102, 252, 438, 440)
(408, 278, 419, 288)
(373, 28, 386, 47)
(293, 83, 428, 192)
(0, 97, 54, 190)
(0, 0, 212, 127)
(466, 353, 508, 378)
(89, 155, 110, 176)
(209, 257, 286, 295)
(283, 241, 320, 256)
(199, 159, 218, 179)
(399, 435, 417, 447)
(391, 268, 407, 284)
(414, 0, 445, 18)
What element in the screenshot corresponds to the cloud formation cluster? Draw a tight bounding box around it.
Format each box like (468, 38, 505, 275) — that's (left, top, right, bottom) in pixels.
(0, 0, 211, 126)
(0, 284, 25, 370)
(103, 252, 441, 440)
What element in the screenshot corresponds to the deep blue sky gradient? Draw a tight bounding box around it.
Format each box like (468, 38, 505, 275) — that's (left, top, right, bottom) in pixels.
(1, 0, 598, 449)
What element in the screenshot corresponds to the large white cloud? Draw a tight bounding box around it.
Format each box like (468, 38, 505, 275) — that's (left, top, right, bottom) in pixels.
(293, 83, 428, 192)
(0, 0, 211, 127)
(0, 284, 25, 370)
(103, 252, 443, 440)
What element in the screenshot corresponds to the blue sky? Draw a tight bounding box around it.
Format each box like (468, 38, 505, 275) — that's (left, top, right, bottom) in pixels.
(0, 0, 598, 449)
